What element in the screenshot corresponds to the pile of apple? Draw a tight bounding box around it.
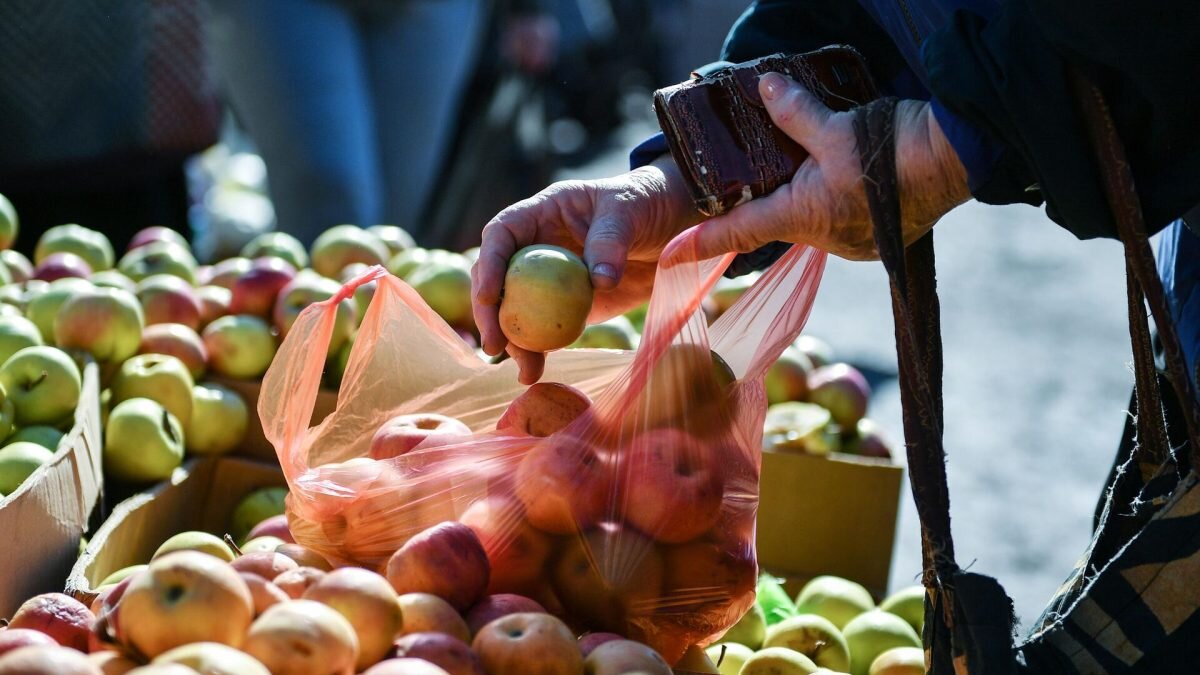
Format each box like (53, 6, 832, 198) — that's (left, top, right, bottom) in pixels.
(701, 574, 925, 675)
(0, 484, 692, 675)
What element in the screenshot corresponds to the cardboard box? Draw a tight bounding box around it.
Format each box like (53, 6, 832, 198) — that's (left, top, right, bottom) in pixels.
(756, 449, 904, 599)
(66, 457, 286, 606)
(0, 361, 102, 617)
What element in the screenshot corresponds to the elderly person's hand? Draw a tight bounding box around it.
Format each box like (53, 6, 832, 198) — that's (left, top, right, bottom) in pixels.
(690, 72, 971, 261)
(471, 156, 703, 384)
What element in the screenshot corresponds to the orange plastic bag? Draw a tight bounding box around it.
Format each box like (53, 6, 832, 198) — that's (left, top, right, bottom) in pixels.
(261, 229, 826, 662)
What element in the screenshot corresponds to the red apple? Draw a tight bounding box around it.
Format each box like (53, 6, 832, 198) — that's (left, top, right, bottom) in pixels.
(765, 349, 813, 404)
(7, 593, 94, 651)
(661, 539, 757, 616)
(514, 436, 612, 534)
(845, 418, 894, 460)
(578, 633, 623, 657)
(385, 521, 490, 611)
(808, 363, 870, 428)
(196, 285, 231, 328)
(458, 496, 554, 594)
(231, 551, 298, 580)
(127, 226, 189, 253)
(137, 323, 207, 379)
(465, 595, 546, 637)
(552, 524, 664, 633)
(53, 286, 145, 364)
(393, 633, 483, 675)
(135, 275, 202, 330)
(207, 257, 252, 291)
(195, 265, 213, 286)
(273, 566, 327, 599)
(229, 257, 296, 318)
(0, 630, 58, 658)
(617, 428, 723, 543)
(496, 383, 592, 437)
(369, 413, 471, 460)
(240, 571, 289, 616)
(471, 613, 581, 675)
(275, 544, 333, 572)
(246, 514, 294, 543)
(33, 252, 92, 281)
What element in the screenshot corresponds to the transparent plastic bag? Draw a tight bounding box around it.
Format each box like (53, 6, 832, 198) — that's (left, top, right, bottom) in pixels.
(261, 229, 826, 662)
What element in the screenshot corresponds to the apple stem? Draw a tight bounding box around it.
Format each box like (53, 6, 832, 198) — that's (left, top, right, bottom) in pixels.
(224, 534, 245, 557)
(715, 644, 726, 667)
(162, 409, 179, 443)
(26, 370, 47, 391)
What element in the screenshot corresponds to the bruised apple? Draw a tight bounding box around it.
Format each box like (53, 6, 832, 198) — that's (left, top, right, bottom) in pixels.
(7, 593, 95, 652)
(552, 524, 664, 633)
(458, 496, 554, 594)
(498, 245, 593, 352)
(369, 413, 470, 460)
(496, 382, 592, 437)
(385, 521, 490, 611)
(619, 428, 723, 543)
(514, 436, 612, 534)
(472, 613, 582, 675)
(0, 630, 57, 658)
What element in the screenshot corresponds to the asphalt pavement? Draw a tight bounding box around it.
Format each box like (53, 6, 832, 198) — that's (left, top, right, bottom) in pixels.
(559, 119, 1137, 632)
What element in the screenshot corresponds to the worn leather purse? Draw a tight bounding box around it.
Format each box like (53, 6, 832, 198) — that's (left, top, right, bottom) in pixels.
(652, 46, 878, 217)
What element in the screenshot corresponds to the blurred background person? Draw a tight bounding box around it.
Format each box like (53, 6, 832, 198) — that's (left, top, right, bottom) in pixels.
(0, 0, 220, 255)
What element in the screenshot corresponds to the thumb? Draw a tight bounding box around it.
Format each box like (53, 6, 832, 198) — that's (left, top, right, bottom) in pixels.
(759, 72, 832, 150)
(583, 209, 633, 291)
(690, 187, 792, 262)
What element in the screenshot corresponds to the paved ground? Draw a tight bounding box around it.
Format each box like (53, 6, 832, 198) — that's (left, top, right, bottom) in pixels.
(560, 120, 1137, 632)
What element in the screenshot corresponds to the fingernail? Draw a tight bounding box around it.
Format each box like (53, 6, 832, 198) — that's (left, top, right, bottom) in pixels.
(592, 263, 617, 281)
(760, 72, 786, 101)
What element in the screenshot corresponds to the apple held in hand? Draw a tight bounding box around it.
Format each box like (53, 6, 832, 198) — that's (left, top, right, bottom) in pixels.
(369, 413, 470, 459)
(514, 435, 612, 534)
(35, 223, 115, 272)
(186, 382, 249, 456)
(54, 286, 145, 364)
(242, 231, 309, 270)
(498, 245, 593, 352)
(202, 315, 277, 379)
(0, 346, 81, 426)
(230, 257, 296, 318)
(472, 613, 582, 675)
(136, 274, 202, 330)
(310, 224, 390, 279)
(103, 398, 184, 483)
(496, 382, 592, 437)
(618, 428, 724, 543)
(118, 241, 197, 284)
(808, 364, 870, 429)
(111, 353, 195, 426)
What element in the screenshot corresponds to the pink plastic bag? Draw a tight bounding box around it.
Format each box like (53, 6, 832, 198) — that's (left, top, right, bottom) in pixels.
(261, 229, 826, 662)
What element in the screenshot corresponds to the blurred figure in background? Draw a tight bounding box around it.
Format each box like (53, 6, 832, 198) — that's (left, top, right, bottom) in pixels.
(205, 0, 547, 247)
(0, 1, 220, 254)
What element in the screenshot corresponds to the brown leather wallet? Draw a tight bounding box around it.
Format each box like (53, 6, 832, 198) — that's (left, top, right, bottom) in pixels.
(653, 46, 879, 217)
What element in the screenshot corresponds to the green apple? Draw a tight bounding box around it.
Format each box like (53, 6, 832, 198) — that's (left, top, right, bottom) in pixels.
(705, 643, 755, 675)
(241, 232, 309, 270)
(309, 224, 390, 278)
(89, 269, 137, 293)
(241, 536, 285, 554)
(763, 402, 840, 454)
(570, 315, 638, 350)
(766, 348, 814, 404)
(185, 383, 248, 456)
(795, 576, 875, 630)
(709, 273, 759, 318)
(842, 610, 921, 675)
(0, 388, 15, 442)
(764, 614, 851, 671)
(0, 193, 18, 250)
(795, 335, 835, 369)
(98, 564, 148, 589)
(325, 333, 354, 389)
(623, 303, 648, 334)
(879, 586, 924, 636)
(104, 397, 184, 482)
(385, 247, 430, 280)
(0, 346, 82, 426)
(153, 531, 235, 562)
(0, 441, 53, 494)
(25, 277, 92, 342)
(367, 224, 415, 256)
(117, 240, 197, 284)
(867, 647, 924, 675)
(1, 250, 33, 284)
(54, 286, 145, 364)
(8, 425, 64, 450)
(201, 315, 277, 379)
(230, 487, 288, 544)
(722, 602, 767, 648)
(0, 315, 43, 365)
(740, 646, 819, 674)
(0, 284, 24, 310)
(111, 354, 195, 426)
(272, 273, 356, 355)
(407, 253, 473, 329)
(34, 224, 114, 271)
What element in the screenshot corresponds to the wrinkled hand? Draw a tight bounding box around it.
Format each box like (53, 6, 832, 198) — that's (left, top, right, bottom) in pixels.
(690, 72, 971, 262)
(472, 157, 702, 384)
